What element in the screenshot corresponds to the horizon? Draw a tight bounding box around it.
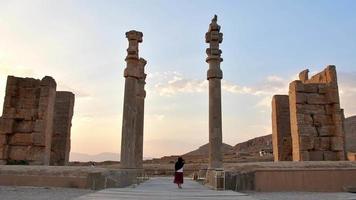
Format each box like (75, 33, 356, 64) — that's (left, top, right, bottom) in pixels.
(0, 0, 355, 158)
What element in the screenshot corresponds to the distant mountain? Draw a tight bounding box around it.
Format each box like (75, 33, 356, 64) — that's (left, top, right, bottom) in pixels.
(70, 152, 120, 162)
(232, 134, 272, 155)
(183, 143, 233, 156)
(70, 152, 153, 162)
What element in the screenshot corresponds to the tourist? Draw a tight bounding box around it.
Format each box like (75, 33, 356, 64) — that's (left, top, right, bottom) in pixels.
(173, 157, 185, 189)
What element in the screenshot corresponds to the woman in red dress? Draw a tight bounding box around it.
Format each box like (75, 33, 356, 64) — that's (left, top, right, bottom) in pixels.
(173, 157, 185, 189)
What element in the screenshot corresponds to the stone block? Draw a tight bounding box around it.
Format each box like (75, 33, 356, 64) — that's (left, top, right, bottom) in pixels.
(304, 84, 319, 93)
(295, 93, 307, 104)
(6, 76, 18, 86)
(326, 88, 340, 104)
(0, 135, 7, 144)
(33, 120, 44, 132)
(27, 146, 46, 161)
(0, 145, 9, 160)
(318, 84, 327, 94)
(14, 120, 34, 133)
(298, 125, 318, 137)
(313, 114, 333, 126)
(18, 78, 39, 88)
(336, 151, 346, 160)
(9, 133, 33, 146)
(3, 96, 15, 108)
(14, 109, 35, 120)
(32, 132, 45, 146)
(296, 104, 325, 115)
(299, 151, 310, 161)
(309, 151, 324, 161)
(306, 93, 327, 105)
(18, 87, 37, 99)
(2, 107, 16, 119)
(299, 136, 314, 151)
(40, 76, 57, 88)
(317, 125, 335, 137)
(0, 118, 14, 134)
(324, 151, 338, 161)
(8, 146, 28, 160)
(314, 137, 330, 150)
(330, 137, 344, 151)
(289, 81, 304, 92)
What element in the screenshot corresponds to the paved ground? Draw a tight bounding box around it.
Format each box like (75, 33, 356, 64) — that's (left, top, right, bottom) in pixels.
(248, 191, 356, 200)
(0, 186, 92, 200)
(1, 177, 356, 200)
(75, 177, 256, 200)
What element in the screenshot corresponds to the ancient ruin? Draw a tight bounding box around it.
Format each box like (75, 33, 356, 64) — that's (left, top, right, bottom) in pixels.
(272, 95, 292, 161)
(206, 15, 224, 170)
(0, 76, 74, 165)
(345, 116, 356, 153)
(120, 30, 146, 169)
(50, 91, 75, 166)
(272, 65, 346, 161)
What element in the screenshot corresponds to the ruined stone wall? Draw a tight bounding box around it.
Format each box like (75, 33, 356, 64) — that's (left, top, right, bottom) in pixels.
(272, 95, 292, 161)
(289, 65, 345, 161)
(50, 91, 75, 166)
(0, 76, 57, 165)
(345, 116, 356, 153)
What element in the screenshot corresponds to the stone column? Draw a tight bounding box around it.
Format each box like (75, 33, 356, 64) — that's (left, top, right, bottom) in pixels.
(120, 30, 143, 169)
(271, 95, 292, 161)
(135, 58, 147, 169)
(206, 15, 223, 169)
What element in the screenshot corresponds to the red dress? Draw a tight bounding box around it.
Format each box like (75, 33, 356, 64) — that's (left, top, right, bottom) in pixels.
(174, 171, 183, 184)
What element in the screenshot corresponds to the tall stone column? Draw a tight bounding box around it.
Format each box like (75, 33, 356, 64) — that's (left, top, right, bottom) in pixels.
(206, 15, 223, 169)
(120, 30, 143, 169)
(135, 58, 147, 169)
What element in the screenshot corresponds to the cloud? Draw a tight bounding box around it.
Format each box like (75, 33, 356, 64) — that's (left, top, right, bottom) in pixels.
(57, 81, 92, 98)
(148, 71, 292, 108)
(338, 72, 356, 117)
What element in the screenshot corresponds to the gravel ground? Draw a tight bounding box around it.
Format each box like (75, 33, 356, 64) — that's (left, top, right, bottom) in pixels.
(0, 186, 93, 200)
(247, 191, 356, 200)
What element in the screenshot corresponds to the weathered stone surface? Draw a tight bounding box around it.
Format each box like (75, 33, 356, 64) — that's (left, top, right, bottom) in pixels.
(272, 95, 292, 161)
(50, 91, 75, 166)
(206, 15, 223, 170)
(0, 118, 14, 134)
(121, 30, 146, 169)
(0, 75, 74, 166)
(9, 133, 32, 146)
(345, 116, 356, 153)
(280, 66, 346, 161)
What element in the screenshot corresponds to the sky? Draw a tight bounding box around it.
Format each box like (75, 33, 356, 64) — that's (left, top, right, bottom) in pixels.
(0, 0, 355, 159)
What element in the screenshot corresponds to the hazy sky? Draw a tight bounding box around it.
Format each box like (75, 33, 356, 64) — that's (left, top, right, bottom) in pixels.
(0, 0, 355, 158)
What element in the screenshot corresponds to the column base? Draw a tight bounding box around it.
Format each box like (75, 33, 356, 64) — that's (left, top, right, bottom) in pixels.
(205, 168, 225, 190)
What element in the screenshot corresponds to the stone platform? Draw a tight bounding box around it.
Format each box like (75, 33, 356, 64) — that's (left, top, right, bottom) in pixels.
(75, 177, 256, 200)
(224, 161, 356, 192)
(0, 165, 142, 190)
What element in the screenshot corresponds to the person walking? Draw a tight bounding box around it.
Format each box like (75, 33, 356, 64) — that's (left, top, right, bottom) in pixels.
(173, 157, 185, 189)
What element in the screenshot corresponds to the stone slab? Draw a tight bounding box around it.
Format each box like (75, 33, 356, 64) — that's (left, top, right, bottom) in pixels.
(75, 177, 256, 200)
(0, 165, 142, 190)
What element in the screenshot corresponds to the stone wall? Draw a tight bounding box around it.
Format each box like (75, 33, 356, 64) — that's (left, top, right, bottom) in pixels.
(345, 116, 356, 153)
(272, 95, 292, 161)
(0, 76, 57, 165)
(50, 91, 75, 166)
(0, 75, 74, 165)
(289, 65, 345, 161)
(272, 65, 346, 161)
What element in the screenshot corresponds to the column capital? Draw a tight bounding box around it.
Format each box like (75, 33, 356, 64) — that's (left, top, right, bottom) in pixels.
(125, 30, 143, 61)
(205, 15, 223, 65)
